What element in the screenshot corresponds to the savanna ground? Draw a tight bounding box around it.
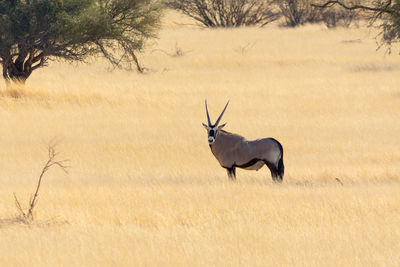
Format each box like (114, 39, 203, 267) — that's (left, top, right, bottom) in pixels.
(0, 11, 399, 266)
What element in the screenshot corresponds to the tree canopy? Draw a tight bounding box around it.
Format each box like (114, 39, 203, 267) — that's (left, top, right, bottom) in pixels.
(0, 0, 162, 84)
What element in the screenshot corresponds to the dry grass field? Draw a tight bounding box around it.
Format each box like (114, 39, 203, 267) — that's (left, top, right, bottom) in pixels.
(0, 11, 399, 266)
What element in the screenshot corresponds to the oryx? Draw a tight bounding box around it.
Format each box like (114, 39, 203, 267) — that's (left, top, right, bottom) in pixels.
(202, 100, 284, 182)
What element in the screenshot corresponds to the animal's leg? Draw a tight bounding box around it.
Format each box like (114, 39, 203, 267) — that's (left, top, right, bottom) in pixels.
(275, 170, 283, 182)
(264, 161, 282, 183)
(273, 172, 283, 182)
(226, 167, 236, 181)
(275, 174, 283, 182)
(270, 169, 278, 182)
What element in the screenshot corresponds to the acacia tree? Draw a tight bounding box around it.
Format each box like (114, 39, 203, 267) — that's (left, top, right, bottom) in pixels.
(313, 1, 400, 50)
(0, 0, 162, 85)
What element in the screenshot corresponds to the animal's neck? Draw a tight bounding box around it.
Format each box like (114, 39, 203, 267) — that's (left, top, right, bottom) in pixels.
(210, 130, 229, 154)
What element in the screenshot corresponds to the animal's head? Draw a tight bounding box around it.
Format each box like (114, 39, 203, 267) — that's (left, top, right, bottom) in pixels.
(202, 100, 229, 145)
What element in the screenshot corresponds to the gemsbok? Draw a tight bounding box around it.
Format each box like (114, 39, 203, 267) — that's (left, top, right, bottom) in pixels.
(202, 100, 284, 182)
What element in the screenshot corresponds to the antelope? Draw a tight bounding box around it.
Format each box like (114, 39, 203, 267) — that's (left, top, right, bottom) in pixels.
(202, 100, 284, 182)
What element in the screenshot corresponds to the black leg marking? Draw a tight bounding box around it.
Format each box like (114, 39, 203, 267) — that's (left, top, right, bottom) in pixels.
(264, 161, 282, 183)
(226, 167, 236, 181)
(234, 158, 260, 169)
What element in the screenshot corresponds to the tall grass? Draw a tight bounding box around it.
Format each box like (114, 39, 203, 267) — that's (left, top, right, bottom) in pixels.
(0, 12, 399, 266)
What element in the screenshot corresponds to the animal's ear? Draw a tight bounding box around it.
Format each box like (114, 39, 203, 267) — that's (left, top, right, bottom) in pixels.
(217, 123, 226, 130)
(202, 123, 210, 130)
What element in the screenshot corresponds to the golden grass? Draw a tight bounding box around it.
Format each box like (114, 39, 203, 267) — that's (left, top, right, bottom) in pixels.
(0, 12, 399, 266)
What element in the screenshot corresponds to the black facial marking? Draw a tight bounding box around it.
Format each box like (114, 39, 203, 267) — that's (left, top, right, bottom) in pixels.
(209, 129, 215, 137)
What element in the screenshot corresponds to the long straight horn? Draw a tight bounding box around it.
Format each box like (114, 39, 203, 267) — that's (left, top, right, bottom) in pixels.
(205, 100, 212, 126)
(215, 101, 229, 126)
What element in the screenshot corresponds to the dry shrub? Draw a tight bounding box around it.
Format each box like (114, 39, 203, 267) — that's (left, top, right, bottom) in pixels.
(13, 142, 69, 223)
(165, 0, 281, 27)
(277, 0, 360, 27)
(277, 0, 321, 26)
(320, 3, 360, 28)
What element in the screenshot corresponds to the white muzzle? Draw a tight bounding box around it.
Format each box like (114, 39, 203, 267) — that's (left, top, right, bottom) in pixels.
(208, 136, 215, 144)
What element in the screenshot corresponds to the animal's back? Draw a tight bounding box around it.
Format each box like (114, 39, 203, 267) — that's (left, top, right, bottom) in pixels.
(247, 137, 282, 161)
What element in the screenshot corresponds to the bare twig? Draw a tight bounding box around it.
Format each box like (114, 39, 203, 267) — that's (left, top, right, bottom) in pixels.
(151, 42, 192, 58)
(234, 42, 257, 54)
(335, 177, 344, 185)
(13, 142, 69, 221)
(131, 51, 144, 73)
(312, 0, 393, 14)
(13, 193, 26, 218)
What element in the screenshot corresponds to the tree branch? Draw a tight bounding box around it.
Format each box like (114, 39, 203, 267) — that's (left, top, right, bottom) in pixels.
(31, 57, 46, 71)
(32, 52, 44, 63)
(312, 0, 393, 14)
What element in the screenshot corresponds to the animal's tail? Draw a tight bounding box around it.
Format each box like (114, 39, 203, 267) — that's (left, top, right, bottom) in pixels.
(276, 141, 284, 181)
(277, 155, 284, 180)
(265, 138, 285, 182)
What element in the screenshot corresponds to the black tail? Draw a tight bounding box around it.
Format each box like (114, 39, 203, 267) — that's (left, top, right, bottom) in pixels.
(264, 139, 284, 182)
(277, 156, 284, 180)
(275, 140, 284, 182)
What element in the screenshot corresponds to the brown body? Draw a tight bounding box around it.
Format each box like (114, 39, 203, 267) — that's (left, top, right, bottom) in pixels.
(203, 100, 284, 182)
(210, 130, 284, 181)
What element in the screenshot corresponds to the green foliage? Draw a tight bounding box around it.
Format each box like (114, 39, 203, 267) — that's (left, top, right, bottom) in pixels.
(0, 0, 162, 83)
